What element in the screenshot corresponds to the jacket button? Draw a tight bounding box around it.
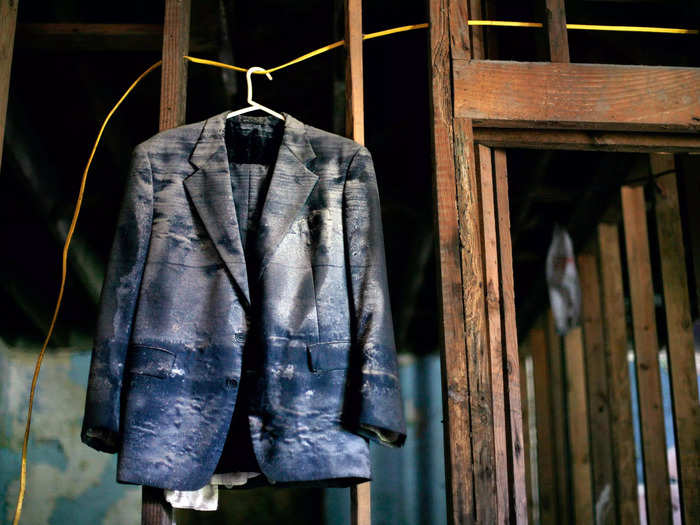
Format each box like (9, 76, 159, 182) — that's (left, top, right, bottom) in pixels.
(225, 378, 238, 388)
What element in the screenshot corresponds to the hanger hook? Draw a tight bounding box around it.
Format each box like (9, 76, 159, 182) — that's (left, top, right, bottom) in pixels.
(245, 66, 273, 106)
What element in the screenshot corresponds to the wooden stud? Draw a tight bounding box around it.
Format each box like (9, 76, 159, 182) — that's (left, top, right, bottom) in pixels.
(544, 0, 570, 63)
(652, 155, 700, 525)
(494, 149, 528, 524)
(530, 317, 558, 524)
(563, 327, 594, 525)
(597, 223, 640, 525)
(345, 0, 370, 522)
(473, 128, 700, 153)
(427, 1, 473, 523)
(0, 0, 19, 171)
(545, 310, 571, 524)
(578, 253, 616, 524)
(519, 337, 534, 525)
(159, 0, 191, 131)
(478, 144, 509, 524)
(453, 60, 700, 132)
(621, 184, 672, 525)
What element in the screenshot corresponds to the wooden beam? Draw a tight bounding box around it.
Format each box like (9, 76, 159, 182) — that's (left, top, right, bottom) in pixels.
(494, 148, 528, 524)
(544, 0, 570, 63)
(652, 156, 700, 525)
(473, 128, 700, 153)
(453, 60, 700, 132)
(0, 0, 19, 171)
(478, 144, 509, 525)
(14, 23, 215, 52)
(159, 0, 191, 131)
(545, 311, 571, 524)
(578, 253, 616, 524)
(563, 327, 594, 525)
(530, 317, 558, 524)
(427, 1, 473, 523)
(620, 184, 672, 525)
(597, 223, 640, 525)
(345, 0, 370, 522)
(519, 338, 535, 525)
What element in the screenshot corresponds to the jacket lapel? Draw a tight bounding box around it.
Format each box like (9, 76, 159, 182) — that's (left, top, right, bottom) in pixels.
(255, 113, 318, 278)
(183, 110, 318, 304)
(184, 110, 251, 307)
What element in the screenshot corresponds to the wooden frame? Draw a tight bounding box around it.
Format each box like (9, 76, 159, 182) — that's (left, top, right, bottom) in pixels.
(428, 0, 699, 524)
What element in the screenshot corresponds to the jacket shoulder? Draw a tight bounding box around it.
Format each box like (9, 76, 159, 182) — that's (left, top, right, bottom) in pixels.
(303, 122, 365, 161)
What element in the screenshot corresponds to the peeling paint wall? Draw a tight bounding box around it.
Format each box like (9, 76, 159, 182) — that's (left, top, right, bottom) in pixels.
(0, 342, 141, 525)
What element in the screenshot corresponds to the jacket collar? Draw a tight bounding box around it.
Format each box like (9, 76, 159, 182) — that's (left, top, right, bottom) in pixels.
(183, 110, 318, 308)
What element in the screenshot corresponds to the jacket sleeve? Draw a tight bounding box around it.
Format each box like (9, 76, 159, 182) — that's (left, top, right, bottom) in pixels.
(342, 146, 406, 447)
(81, 144, 153, 453)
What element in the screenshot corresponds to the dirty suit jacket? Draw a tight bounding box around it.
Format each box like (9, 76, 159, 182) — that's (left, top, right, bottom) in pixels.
(80, 110, 406, 491)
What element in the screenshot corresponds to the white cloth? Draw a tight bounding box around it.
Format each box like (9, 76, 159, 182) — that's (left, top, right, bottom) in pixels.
(164, 472, 262, 511)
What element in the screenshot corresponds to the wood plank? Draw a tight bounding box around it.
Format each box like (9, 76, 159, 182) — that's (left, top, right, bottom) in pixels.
(578, 253, 616, 524)
(159, 0, 191, 131)
(345, 1, 370, 522)
(473, 128, 700, 153)
(564, 327, 594, 525)
(530, 317, 558, 524)
(453, 60, 700, 132)
(0, 0, 19, 171)
(597, 223, 640, 525)
(544, 0, 570, 63)
(344, 0, 364, 144)
(620, 184, 672, 525)
(427, 1, 473, 523)
(141, 486, 172, 525)
(15, 23, 214, 52)
(494, 149, 528, 524)
(144, 1, 191, 522)
(478, 144, 509, 525)
(546, 310, 571, 524)
(652, 156, 700, 525)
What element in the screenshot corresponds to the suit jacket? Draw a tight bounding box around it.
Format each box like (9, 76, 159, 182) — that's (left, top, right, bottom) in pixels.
(80, 110, 406, 491)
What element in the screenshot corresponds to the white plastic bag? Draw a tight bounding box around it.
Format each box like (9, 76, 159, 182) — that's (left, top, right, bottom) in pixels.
(545, 224, 581, 335)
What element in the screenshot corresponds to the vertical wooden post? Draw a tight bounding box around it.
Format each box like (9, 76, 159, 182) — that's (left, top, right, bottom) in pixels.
(143, 1, 191, 523)
(344, 1, 369, 523)
(494, 149, 528, 524)
(652, 155, 700, 525)
(0, 0, 20, 171)
(545, 310, 570, 524)
(427, 0, 473, 523)
(544, 0, 570, 63)
(620, 184, 672, 525)
(597, 223, 640, 525)
(530, 316, 557, 524)
(519, 337, 534, 525)
(578, 253, 616, 524)
(563, 327, 593, 525)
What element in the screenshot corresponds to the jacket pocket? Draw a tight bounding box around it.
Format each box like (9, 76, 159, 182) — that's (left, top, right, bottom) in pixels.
(306, 341, 351, 372)
(127, 344, 176, 379)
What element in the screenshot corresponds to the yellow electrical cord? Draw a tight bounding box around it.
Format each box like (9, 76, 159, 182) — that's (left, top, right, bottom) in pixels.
(10, 17, 698, 524)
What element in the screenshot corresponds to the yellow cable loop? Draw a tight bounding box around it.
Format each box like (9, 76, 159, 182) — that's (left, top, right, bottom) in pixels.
(10, 16, 698, 524)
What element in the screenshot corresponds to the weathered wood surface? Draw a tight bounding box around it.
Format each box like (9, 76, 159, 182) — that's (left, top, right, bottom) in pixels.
(478, 144, 509, 525)
(578, 253, 616, 524)
(159, 0, 191, 131)
(597, 223, 640, 525)
(544, 0, 570, 63)
(454, 60, 700, 132)
(0, 0, 19, 172)
(530, 318, 557, 525)
(473, 128, 700, 153)
(427, 0, 473, 523)
(494, 148, 528, 525)
(563, 327, 593, 525)
(620, 184, 672, 525)
(652, 156, 700, 525)
(519, 339, 534, 525)
(545, 311, 570, 524)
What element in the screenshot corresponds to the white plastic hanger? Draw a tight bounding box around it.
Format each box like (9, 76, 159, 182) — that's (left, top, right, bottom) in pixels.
(226, 66, 284, 120)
